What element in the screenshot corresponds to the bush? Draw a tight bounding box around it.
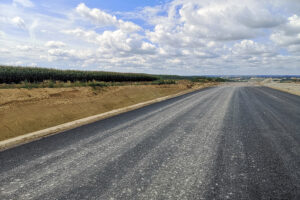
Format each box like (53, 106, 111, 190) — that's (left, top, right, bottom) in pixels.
(152, 80, 176, 85)
(191, 77, 228, 82)
(88, 82, 109, 88)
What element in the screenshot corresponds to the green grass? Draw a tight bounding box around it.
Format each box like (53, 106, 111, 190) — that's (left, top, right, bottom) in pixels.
(155, 74, 231, 82)
(151, 80, 176, 85)
(191, 77, 230, 83)
(279, 78, 300, 83)
(0, 80, 114, 89)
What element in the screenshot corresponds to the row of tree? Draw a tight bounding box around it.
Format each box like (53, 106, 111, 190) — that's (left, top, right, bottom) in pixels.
(0, 66, 158, 83)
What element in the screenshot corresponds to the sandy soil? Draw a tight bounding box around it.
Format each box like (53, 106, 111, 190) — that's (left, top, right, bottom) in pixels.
(0, 82, 216, 141)
(261, 79, 300, 96)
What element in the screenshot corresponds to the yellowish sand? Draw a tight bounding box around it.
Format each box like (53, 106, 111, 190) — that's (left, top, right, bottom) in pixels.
(261, 79, 300, 96)
(0, 82, 216, 141)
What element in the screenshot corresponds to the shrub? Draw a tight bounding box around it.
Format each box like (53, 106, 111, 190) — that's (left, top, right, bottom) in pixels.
(152, 80, 176, 85)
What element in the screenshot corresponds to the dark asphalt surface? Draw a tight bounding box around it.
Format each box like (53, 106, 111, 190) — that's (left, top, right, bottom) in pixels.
(0, 85, 299, 199)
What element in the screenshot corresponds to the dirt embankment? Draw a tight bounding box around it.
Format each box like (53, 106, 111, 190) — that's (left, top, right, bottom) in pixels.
(0, 82, 216, 141)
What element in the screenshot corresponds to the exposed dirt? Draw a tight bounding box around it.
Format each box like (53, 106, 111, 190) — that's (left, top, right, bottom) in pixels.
(0, 82, 216, 141)
(260, 79, 300, 96)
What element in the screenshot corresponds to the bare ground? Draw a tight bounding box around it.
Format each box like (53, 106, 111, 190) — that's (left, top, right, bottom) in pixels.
(0, 82, 215, 141)
(260, 79, 300, 96)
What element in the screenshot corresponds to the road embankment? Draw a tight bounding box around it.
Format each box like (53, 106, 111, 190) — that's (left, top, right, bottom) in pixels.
(0, 82, 217, 148)
(260, 81, 300, 96)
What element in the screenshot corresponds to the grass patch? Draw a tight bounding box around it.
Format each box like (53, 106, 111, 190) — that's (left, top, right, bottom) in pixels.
(191, 77, 230, 83)
(0, 80, 112, 89)
(151, 80, 176, 85)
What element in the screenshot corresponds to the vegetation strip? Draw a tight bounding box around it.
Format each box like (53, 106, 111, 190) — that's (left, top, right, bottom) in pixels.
(0, 65, 157, 83)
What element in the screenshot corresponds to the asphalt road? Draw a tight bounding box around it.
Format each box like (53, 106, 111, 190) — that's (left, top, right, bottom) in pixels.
(1, 85, 300, 199)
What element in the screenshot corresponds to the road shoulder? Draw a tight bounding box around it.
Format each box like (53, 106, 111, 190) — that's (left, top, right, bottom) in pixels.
(0, 84, 215, 151)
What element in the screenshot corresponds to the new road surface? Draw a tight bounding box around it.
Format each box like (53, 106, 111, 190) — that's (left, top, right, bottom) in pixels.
(1, 85, 299, 199)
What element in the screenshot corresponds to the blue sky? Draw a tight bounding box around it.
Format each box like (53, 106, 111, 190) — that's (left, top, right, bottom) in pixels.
(60, 0, 166, 12)
(0, 0, 300, 75)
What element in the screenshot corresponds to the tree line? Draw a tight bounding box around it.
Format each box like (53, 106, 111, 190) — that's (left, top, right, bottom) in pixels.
(0, 66, 158, 83)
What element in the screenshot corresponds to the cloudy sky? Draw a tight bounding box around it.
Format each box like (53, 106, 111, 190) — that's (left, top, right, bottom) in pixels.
(0, 0, 300, 75)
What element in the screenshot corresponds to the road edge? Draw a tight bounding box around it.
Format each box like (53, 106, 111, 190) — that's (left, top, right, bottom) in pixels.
(0, 85, 214, 151)
(259, 84, 300, 96)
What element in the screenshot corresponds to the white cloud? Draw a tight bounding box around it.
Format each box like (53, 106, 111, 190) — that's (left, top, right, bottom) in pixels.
(271, 15, 300, 53)
(271, 32, 300, 47)
(76, 3, 118, 27)
(48, 49, 75, 57)
(236, 6, 284, 29)
(141, 42, 156, 52)
(0, 30, 5, 37)
(75, 3, 141, 33)
(0, 48, 9, 54)
(45, 41, 66, 48)
(63, 28, 156, 56)
(13, 0, 34, 8)
(47, 48, 93, 61)
(232, 40, 276, 56)
(15, 61, 23, 65)
(1, 0, 300, 74)
(145, 0, 285, 44)
(11, 16, 26, 29)
(62, 28, 99, 44)
(28, 19, 38, 39)
(16, 45, 32, 51)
